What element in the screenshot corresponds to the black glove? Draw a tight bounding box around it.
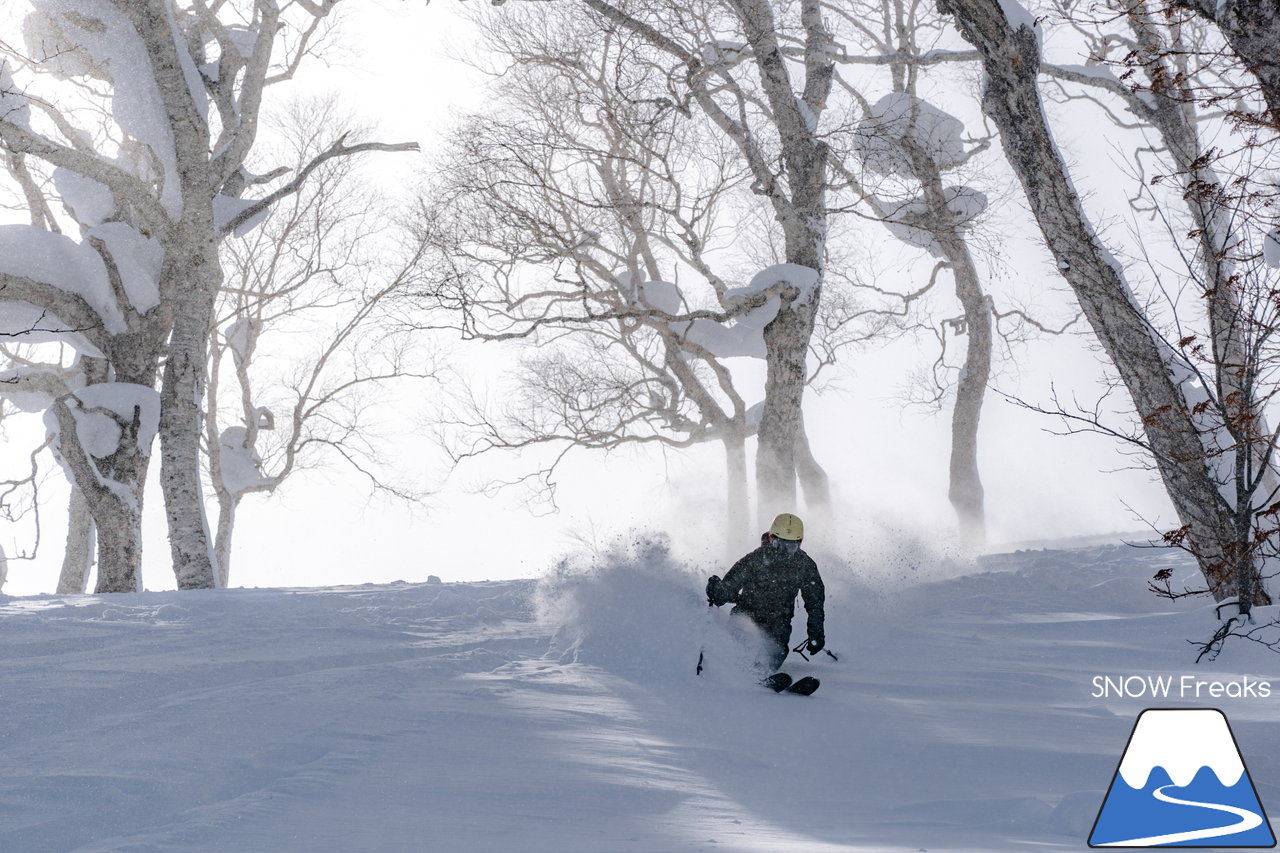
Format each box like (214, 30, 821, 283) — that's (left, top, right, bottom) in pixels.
(806, 634, 825, 655)
(706, 575, 721, 606)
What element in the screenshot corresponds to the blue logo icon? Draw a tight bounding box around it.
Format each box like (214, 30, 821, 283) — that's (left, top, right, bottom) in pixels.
(1090, 708, 1276, 847)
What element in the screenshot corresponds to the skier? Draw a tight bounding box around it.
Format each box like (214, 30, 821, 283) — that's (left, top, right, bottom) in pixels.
(705, 512, 825, 693)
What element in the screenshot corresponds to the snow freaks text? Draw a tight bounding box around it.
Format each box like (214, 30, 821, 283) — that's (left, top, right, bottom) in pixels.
(1091, 675, 1273, 700)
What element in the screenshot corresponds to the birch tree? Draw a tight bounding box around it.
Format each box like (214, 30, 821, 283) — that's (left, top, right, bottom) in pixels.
(554, 0, 838, 523)
(822, 0, 1007, 543)
(0, 343, 100, 593)
(1045, 0, 1278, 490)
(0, 0, 415, 591)
(208, 99, 433, 585)
(423, 12, 819, 549)
(460, 0, 1059, 543)
(940, 0, 1276, 609)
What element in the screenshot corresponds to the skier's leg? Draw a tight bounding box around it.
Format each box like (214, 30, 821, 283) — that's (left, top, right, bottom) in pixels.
(764, 634, 788, 672)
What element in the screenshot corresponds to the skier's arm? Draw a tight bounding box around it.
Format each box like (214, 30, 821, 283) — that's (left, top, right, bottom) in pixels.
(707, 556, 750, 606)
(801, 559, 826, 649)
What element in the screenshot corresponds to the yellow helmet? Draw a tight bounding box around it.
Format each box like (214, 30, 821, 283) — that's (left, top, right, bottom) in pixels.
(769, 512, 804, 541)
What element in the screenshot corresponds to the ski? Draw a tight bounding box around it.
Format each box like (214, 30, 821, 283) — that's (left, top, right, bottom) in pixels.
(760, 673, 820, 694)
(787, 676, 820, 696)
(761, 672, 793, 692)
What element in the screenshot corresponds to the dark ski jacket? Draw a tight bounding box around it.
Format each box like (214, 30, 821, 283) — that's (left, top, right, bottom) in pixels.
(708, 545, 824, 646)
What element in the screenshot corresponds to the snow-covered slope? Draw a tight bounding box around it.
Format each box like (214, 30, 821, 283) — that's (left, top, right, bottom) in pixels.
(1, 540, 1277, 852)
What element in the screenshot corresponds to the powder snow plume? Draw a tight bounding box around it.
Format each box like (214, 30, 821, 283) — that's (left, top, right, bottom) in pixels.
(534, 535, 767, 683)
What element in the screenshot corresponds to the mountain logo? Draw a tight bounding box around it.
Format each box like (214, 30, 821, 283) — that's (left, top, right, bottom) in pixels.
(1089, 708, 1276, 847)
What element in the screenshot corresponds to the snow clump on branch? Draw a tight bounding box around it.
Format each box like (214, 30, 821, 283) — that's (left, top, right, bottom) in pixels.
(24, 0, 190, 216)
(664, 264, 819, 360)
(854, 93, 967, 176)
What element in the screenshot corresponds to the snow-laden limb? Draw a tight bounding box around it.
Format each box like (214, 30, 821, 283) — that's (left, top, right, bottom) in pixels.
(854, 93, 968, 176)
(26, 0, 185, 217)
(698, 40, 750, 69)
(664, 265, 818, 360)
(46, 383, 161, 468)
(223, 317, 259, 364)
(729, 264, 820, 309)
(0, 304, 106, 357)
(52, 169, 116, 226)
(676, 317, 770, 359)
(0, 60, 30, 128)
(87, 223, 163, 315)
(213, 194, 271, 238)
(0, 363, 86, 414)
(626, 276, 683, 316)
(0, 225, 126, 336)
(225, 27, 259, 62)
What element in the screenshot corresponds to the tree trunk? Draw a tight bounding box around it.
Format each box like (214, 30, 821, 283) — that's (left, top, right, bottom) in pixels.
(756, 199, 826, 523)
(56, 485, 95, 595)
(159, 242, 221, 590)
(941, 0, 1268, 604)
(795, 413, 831, 512)
(1125, 8, 1280, 522)
(57, 357, 109, 595)
(48, 394, 150, 594)
(945, 242, 992, 546)
(757, 300, 811, 521)
(723, 429, 751, 556)
(1178, 0, 1280, 128)
(893, 96, 994, 545)
(214, 490, 238, 588)
(724, 0, 831, 526)
(94, 502, 144, 594)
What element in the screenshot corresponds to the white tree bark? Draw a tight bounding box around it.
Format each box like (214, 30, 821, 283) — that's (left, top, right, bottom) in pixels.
(48, 394, 150, 593)
(723, 428, 751, 555)
(55, 482, 95, 595)
(942, 235, 992, 545)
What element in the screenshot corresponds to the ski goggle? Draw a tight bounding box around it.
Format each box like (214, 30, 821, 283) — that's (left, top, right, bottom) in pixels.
(770, 535, 802, 556)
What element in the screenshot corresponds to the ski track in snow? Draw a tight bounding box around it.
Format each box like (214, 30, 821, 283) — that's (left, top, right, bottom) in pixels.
(0, 541, 1277, 851)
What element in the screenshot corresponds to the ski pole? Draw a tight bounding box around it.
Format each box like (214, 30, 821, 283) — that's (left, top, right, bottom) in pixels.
(697, 600, 712, 676)
(792, 640, 840, 662)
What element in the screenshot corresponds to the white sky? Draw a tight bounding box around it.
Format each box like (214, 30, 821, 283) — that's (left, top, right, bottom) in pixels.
(1, 0, 1183, 596)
